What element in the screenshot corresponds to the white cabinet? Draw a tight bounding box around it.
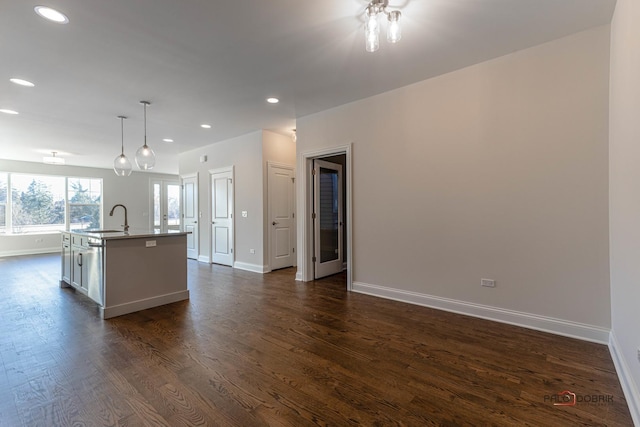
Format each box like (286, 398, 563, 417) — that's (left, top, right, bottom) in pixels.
(60, 233, 72, 286)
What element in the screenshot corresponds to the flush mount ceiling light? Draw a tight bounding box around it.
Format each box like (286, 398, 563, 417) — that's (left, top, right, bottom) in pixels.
(364, 0, 402, 53)
(135, 101, 156, 170)
(114, 116, 132, 177)
(0, 109, 19, 115)
(200, 124, 211, 129)
(10, 78, 35, 87)
(266, 97, 279, 104)
(34, 6, 69, 24)
(43, 151, 65, 165)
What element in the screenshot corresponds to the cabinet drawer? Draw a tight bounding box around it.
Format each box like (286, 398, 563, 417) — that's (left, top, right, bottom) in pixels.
(62, 233, 70, 243)
(71, 235, 87, 247)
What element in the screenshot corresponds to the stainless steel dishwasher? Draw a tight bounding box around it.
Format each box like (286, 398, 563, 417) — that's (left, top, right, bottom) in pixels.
(85, 237, 104, 306)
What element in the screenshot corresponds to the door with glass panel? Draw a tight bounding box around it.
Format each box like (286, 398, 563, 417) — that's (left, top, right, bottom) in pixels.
(313, 159, 343, 279)
(152, 180, 181, 233)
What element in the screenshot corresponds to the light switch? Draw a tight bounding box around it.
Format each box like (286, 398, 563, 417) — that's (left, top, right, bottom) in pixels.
(146, 240, 157, 247)
(242, 211, 248, 218)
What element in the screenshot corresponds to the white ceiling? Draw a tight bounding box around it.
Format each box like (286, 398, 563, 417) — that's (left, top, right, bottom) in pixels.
(0, 0, 615, 174)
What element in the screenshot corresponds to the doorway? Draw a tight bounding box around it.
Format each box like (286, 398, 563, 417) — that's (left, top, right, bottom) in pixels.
(152, 180, 181, 233)
(210, 166, 234, 266)
(181, 174, 199, 260)
(299, 144, 352, 288)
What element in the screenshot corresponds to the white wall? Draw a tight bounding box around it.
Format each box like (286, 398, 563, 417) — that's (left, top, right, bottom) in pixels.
(0, 159, 177, 257)
(179, 131, 264, 268)
(609, 0, 640, 421)
(297, 26, 611, 335)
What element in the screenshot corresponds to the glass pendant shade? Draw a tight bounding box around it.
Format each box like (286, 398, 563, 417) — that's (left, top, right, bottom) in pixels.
(135, 143, 156, 170)
(387, 11, 401, 43)
(114, 116, 132, 176)
(114, 153, 132, 176)
(365, 7, 380, 53)
(135, 101, 156, 170)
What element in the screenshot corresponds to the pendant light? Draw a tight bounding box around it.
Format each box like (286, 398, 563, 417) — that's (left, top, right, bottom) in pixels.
(135, 101, 156, 170)
(113, 116, 132, 176)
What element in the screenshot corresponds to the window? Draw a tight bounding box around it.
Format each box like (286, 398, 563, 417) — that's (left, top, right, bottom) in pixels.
(11, 174, 65, 234)
(0, 173, 102, 234)
(68, 178, 102, 230)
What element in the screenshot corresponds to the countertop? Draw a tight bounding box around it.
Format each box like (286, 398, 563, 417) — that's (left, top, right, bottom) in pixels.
(67, 229, 189, 241)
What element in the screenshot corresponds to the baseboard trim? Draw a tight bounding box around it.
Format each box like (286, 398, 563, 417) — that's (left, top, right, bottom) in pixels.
(295, 271, 303, 281)
(233, 261, 267, 274)
(197, 255, 210, 263)
(101, 290, 190, 319)
(352, 281, 610, 344)
(0, 247, 60, 258)
(609, 332, 640, 426)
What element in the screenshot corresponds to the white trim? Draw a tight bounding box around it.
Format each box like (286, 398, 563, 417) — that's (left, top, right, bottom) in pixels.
(297, 143, 353, 290)
(234, 261, 268, 273)
(609, 332, 640, 426)
(352, 281, 611, 344)
(100, 290, 190, 319)
(0, 247, 60, 258)
(197, 255, 210, 263)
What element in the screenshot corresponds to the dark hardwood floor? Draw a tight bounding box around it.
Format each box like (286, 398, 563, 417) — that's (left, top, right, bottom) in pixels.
(0, 254, 633, 426)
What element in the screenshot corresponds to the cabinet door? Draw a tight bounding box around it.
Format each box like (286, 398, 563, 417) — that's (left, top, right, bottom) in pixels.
(71, 246, 84, 289)
(61, 243, 71, 284)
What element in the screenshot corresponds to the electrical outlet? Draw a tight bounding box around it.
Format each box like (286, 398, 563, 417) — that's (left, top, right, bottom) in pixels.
(481, 278, 496, 288)
(145, 240, 157, 248)
(250, 248, 255, 254)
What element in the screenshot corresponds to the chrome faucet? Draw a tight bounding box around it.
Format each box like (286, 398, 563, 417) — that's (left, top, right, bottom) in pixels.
(109, 204, 129, 232)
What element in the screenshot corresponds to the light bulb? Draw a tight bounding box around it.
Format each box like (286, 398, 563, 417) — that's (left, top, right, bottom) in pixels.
(387, 11, 402, 43)
(135, 144, 156, 170)
(114, 154, 132, 176)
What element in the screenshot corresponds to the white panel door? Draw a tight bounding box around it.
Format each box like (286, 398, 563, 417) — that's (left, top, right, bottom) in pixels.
(268, 163, 295, 270)
(211, 168, 234, 266)
(313, 159, 343, 279)
(182, 175, 198, 260)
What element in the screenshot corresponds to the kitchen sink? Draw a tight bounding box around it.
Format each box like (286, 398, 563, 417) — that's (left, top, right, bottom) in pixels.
(85, 229, 122, 233)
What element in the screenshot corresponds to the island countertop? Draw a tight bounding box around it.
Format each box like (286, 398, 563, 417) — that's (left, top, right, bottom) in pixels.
(68, 228, 189, 241)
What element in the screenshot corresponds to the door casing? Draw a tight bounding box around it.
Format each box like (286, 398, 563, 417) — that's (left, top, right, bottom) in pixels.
(297, 143, 352, 289)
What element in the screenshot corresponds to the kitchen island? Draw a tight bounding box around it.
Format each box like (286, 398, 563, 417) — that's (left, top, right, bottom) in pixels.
(60, 229, 189, 319)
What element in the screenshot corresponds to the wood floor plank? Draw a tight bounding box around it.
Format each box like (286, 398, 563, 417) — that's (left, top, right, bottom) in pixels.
(0, 254, 634, 426)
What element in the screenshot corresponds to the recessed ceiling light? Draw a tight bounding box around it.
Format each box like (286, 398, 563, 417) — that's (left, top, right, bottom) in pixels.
(10, 78, 35, 87)
(266, 97, 279, 104)
(163, 138, 174, 143)
(34, 6, 69, 23)
(201, 124, 211, 129)
(0, 109, 19, 115)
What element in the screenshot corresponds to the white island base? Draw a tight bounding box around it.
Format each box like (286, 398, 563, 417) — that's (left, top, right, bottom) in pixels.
(61, 230, 189, 319)
(101, 234, 189, 319)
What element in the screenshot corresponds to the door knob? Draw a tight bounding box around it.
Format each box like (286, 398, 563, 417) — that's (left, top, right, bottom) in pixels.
(272, 221, 278, 226)
(194, 221, 197, 224)
(212, 221, 215, 224)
